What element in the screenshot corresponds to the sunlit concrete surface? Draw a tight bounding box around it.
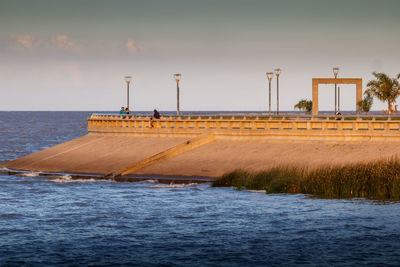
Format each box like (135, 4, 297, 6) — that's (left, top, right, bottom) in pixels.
(3, 114, 400, 178)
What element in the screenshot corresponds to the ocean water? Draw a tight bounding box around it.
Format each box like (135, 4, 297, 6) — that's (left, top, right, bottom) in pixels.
(1, 111, 400, 266)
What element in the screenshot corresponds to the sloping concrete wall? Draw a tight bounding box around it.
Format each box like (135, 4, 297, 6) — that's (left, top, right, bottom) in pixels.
(2, 133, 400, 178)
(2, 134, 188, 174)
(135, 139, 400, 177)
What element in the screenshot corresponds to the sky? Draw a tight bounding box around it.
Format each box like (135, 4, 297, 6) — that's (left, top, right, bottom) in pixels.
(0, 0, 399, 111)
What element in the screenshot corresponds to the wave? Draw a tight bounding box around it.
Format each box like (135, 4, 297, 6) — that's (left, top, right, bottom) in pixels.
(149, 182, 198, 188)
(150, 184, 186, 188)
(17, 172, 41, 177)
(0, 213, 22, 219)
(46, 175, 72, 183)
(0, 167, 9, 173)
(247, 189, 266, 194)
(46, 175, 97, 183)
(143, 179, 158, 184)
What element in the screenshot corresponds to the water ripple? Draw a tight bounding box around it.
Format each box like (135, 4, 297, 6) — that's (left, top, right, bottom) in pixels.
(1, 112, 400, 265)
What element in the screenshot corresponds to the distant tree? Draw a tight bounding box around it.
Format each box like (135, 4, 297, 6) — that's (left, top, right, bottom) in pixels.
(294, 99, 312, 113)
(358, 93, 373, 114)
(365, 72, 400, 114)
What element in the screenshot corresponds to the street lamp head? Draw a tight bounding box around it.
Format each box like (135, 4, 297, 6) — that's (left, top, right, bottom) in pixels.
(333, 67, 339, 78)
(266, 72, 274, 81)
(274, 68, 281, 77)
(125, 75, 132, 83)
(174, 73, 181, 82)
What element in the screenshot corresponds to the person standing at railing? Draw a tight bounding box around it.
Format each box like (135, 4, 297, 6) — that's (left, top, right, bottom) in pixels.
(335, 112, 342, 120)
(119, 107, 126, 114)
(153, 109, 160, 119)
(149, 109, 160, 128)
(125, 108, 131, 114)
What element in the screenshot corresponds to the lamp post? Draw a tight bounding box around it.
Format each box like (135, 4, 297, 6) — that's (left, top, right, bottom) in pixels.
(274, 68, 281, 114)
(333, 67, 339, 114)
(124, 75, 132, 109)
(338, 86, 341, 113)
(173, 73, 182, 115)
(266, 72, 273, 114)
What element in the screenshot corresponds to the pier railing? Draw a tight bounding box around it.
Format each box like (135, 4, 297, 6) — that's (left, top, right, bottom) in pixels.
(88, 114, 400, 139)
(90, 113, 400, 122)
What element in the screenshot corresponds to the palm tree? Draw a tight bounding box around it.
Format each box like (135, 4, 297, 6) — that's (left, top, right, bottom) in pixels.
(365, 72, 400, 114)
(358, 93, 373, 114)
(294, 99, 312, 113)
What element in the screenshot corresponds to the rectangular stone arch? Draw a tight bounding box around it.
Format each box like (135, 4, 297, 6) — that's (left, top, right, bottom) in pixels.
(312, 78, 362, 115)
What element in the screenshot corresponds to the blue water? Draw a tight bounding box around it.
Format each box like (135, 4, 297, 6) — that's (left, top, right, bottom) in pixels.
(1, 112, 400, 266)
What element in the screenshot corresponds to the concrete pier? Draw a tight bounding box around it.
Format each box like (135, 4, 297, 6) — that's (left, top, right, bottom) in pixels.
(3, 114, 400, 179)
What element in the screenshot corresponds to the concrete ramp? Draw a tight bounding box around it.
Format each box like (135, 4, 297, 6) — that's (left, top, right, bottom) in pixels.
(108, 134, 215, 177)
(4, 132, 400, 179)
(134, 139, 400, 177)
(3, 134, 189, 175)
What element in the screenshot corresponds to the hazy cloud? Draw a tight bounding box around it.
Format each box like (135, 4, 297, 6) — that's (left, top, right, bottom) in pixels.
(125, 38, 138, 54)
(10, 34, 42, 50)
(51, 35, 81, 52)
(7, 34, 142, 58)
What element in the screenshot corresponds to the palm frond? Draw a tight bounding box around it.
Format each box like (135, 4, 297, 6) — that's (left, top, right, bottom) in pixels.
(366, 72, 400, 110)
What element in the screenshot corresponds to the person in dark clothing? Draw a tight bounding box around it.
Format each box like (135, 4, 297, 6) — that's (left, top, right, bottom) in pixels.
(153, 109, 160, 119)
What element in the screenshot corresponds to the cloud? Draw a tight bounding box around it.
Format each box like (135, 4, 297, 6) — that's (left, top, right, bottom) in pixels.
(10, 34, 42, 50)
(6, 34, 143, 58)
(51, 35, 81, 52)
(125, 38, 138, 54)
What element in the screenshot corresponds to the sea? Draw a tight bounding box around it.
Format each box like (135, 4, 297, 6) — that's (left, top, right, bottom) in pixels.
(1, 111, 400, 266)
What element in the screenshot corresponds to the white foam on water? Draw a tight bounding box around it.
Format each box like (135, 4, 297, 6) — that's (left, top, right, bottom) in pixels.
(247, 189, 266, 194)
(187, 183, 198, 186)
(70, 178, 98, 183)
(150, 184, 185, 188)
(0, 167, 9, 173)
(144, 179, 158, 184)
(18, 172, 41, 177)
(45, 175, 97, 183)
(49, 178, 107, 183)
(46, 175, 72, 183)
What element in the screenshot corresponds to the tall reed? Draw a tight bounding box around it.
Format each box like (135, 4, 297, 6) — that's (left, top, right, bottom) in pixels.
(212, 158, 400, 199)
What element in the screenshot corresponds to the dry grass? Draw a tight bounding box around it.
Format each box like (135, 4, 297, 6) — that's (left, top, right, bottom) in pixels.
(212, 158, 400, 199)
